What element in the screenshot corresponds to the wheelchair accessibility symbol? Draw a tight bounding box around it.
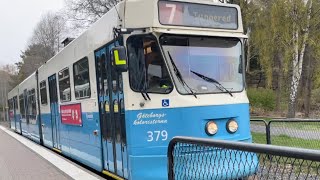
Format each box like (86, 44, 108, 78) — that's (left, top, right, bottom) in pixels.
(162, 99, 170, 107)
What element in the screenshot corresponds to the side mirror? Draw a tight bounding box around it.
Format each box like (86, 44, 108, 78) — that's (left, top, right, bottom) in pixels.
(111, 46, 128, 72)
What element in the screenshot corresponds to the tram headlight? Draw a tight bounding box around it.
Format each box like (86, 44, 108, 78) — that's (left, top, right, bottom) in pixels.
(226, 119, 238, 133)
(205, 121, 218, 136)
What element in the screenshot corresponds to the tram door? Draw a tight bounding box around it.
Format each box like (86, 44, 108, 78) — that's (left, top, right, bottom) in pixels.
(48, 74, 60, 149)
(95, 41, 128, 178)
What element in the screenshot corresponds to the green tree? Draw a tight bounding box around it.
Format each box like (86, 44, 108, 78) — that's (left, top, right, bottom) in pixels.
(287, 0, 313, 118)
(18, 44, 54, 78)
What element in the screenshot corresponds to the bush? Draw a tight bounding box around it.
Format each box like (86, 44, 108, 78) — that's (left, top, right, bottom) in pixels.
(311, 88, 320, 110)
(247, 88, 275, 111)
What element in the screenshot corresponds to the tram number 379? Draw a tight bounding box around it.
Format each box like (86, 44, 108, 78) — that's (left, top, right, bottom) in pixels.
(147, 130, 168, 142)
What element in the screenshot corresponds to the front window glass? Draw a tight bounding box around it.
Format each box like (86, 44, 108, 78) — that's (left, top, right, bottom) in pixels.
(160, 35, 243, 94)
(127, 35, 173, 94)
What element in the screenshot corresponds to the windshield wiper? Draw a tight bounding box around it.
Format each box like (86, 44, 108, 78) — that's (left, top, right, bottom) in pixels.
(139, 78, 151, 101)
(190, 70, 233, 97)
(141, 91, 151, 101)
(167, 51, 197, 99)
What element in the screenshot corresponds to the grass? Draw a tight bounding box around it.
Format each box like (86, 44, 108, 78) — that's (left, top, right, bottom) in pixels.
(251, 132, 268, 144)
(251, 132, 320, 150)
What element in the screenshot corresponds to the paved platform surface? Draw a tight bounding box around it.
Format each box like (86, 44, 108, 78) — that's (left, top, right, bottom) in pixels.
(0, 125, 105, 180)
(0, 127, 71, 180)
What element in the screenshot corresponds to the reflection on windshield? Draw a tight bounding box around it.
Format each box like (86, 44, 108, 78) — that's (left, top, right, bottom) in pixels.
(160, 35, 243, 95)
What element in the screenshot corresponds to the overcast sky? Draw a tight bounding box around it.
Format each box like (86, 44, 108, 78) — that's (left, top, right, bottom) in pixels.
(0, 0, 65, 66)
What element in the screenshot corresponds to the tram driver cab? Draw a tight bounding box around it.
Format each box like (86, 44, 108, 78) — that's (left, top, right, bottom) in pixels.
(126, 35, 173, 94)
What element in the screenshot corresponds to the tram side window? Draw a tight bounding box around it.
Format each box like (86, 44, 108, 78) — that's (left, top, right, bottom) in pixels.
(19, 94, 25, 118)
(58, 68, 71, 102)
(73, 57, 91, 99)
(127, 35, 173, 94)
(40, 81, 48, 105)
(27, 89, 37, 119)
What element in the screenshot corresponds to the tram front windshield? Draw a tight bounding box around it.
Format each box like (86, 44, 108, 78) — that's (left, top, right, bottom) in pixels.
(160, 35, 244, 95)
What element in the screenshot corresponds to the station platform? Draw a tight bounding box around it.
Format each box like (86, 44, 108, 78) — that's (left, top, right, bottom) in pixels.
(0, 125, 105, 180)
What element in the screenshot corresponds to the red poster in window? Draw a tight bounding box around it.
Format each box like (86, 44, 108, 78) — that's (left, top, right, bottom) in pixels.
(60, 104, 82, 126)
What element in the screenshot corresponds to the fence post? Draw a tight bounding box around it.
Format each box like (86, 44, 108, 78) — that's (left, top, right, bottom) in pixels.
(266, 121, 271, 145)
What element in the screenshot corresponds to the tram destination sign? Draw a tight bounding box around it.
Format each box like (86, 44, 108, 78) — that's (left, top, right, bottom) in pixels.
(158, 1, 238, 30)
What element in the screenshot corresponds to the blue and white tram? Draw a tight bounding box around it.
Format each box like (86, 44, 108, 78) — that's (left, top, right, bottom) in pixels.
(8, 0, 254, 179)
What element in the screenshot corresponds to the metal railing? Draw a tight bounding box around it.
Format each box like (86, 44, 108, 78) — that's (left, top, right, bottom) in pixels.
(168, 136, 320, 180)
(250, 119, 270, 144)
(251, 119, 320, 149)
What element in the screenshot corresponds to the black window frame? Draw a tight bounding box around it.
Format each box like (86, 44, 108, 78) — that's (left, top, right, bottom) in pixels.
(73, 57, 91, 100)
(40, 80, 48, 105)
(58, 67, 71, 102)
